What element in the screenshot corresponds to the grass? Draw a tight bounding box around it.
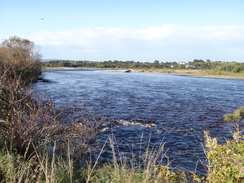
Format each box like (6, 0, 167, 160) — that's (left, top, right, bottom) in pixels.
(0, 143, 74, 183)
(0, 133, 204, 183)
(9, 128, 244, 182)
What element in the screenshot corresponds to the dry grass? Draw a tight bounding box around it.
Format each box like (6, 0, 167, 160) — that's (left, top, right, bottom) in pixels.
(134, 69, 244, 79)
(81, 134, 202, 183)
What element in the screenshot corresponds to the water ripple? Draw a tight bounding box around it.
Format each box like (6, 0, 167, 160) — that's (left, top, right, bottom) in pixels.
(33, 70, 244, 174)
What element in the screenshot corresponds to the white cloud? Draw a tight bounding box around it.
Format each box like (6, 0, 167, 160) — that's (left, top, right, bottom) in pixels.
(29, 25, 244, 61)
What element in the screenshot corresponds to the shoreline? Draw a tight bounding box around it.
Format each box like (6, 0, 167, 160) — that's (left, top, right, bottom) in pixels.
(42, 67, 244, 80)
(133, 69, 244, 80)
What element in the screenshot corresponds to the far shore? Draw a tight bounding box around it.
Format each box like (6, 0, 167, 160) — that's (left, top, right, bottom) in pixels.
(42, 67, 244, 80)
(133, 69, 244, 80)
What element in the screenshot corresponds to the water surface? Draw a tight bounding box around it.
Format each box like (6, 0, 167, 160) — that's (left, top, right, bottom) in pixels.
(33, 70, 244, 174)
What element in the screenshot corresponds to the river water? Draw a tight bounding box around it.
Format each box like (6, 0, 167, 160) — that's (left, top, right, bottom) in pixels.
(33, 69, 244, 174)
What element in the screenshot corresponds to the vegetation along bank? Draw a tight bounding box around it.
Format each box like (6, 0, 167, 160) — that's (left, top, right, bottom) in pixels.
(1, 36, 244, 182)
(42, 59, 244, 80)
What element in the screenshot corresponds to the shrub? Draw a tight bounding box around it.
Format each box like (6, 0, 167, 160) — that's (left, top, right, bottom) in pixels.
(224, 106, 244, 122)
(0, 73, 102, 158)
(0, 37, 103, 160)
(204, 126, 244, 182)
(0, 36, 104, 182)
(0, 36, 42, 82)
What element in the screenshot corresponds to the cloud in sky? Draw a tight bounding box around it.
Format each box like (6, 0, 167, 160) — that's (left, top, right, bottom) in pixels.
(30, 24, 244, 62)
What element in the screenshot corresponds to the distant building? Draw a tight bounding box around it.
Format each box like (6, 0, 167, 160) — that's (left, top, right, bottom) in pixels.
(186, 64, 195, 69)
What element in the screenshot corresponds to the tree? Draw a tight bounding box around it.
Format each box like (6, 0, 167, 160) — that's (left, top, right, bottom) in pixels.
(0, 36, 42, 82)
(1, 36, 41, 62)
(153, 60, 160, 68)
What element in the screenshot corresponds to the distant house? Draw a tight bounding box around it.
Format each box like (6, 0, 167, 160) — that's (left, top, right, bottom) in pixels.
(186, 64, 195, 69)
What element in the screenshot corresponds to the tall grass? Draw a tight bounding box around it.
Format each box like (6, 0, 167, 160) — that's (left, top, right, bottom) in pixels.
(0, 132, 200, 182)
(81, 135, 203, 183)
(0, 142, 75, 183)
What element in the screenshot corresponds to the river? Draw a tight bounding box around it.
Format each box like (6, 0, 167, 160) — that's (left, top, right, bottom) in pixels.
(33, 69, 244, 174)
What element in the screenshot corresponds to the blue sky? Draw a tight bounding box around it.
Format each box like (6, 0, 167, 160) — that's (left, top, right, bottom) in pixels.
(0, 0, 244, 62)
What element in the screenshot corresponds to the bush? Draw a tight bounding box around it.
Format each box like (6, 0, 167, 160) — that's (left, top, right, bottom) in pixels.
(204, 126, 244, 182)
(0, 36, 42, 82)
(0, 37, 103, 159)
(224, 106, 244, 122)
(0, 36, 104, 182)
(0, 73, 102, 158)
(0, 73, 102, 181)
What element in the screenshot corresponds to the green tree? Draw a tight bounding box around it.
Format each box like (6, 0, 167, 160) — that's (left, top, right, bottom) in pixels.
(153, 60, 160, 68)
(232, 65, 241, 73)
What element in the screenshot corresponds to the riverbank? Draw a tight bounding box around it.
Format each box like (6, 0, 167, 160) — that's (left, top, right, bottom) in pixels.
(133, 69, 244, 80)
(43, 67, 244, 80)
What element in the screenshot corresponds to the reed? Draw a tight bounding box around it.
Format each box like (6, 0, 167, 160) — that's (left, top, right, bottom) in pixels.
(81, 134, 199, 183)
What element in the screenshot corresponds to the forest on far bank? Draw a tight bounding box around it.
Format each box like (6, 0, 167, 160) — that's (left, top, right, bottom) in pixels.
(43, 59, 244, 73)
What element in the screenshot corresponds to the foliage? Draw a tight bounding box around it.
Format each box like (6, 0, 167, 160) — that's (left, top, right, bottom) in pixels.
(224, 106, 244, 122)
(204, 126, 244, 183)
(0, 70, 102, 158)
(83, 164, 149, 183)
(153, 166, 204, 183)
(0, 36, 103, 168)
(0, 36, 42, 82)
(43, 59, 244, 74)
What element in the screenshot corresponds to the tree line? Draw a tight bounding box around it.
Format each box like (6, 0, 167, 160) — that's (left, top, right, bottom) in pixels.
(43, 59, 244, 73)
